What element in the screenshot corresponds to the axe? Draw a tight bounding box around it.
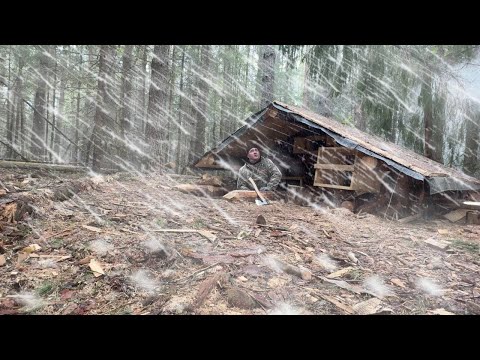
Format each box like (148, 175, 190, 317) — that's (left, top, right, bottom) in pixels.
(248, 177, 269, 206)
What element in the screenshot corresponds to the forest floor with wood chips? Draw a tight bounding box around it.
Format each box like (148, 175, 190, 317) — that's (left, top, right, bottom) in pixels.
(1, 170, 480, 315)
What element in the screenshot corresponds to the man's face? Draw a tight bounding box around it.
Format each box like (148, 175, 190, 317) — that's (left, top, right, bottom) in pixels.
(247, 147, 261, 162)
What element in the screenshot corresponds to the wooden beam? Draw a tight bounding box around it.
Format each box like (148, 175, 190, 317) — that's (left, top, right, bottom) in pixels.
(312, 183, 353, 190)
(314, 164, 355, 171)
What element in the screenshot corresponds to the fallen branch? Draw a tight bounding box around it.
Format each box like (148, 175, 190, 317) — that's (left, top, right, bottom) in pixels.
(256, 224, 290, 231)
(320, 277, 380, 298)
(173, 262, 221, 284)
(146, 228, 217, 243)
(274, 258, 312, 281)
(188, 272, 229, 310)
(322, 229, 332, 238)
(206, 224, 231, 235)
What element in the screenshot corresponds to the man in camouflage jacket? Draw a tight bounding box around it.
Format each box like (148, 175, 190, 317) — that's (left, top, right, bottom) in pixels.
(237, 147, 282, 191)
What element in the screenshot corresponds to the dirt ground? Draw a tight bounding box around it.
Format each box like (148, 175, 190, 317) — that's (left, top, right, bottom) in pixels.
(1, 170, 480, 315)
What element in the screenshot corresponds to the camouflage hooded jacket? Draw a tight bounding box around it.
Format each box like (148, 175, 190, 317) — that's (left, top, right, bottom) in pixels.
(237, 157, 282, 191)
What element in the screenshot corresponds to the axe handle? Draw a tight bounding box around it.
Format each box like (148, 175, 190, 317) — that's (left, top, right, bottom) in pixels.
(248, 177, 268, 203)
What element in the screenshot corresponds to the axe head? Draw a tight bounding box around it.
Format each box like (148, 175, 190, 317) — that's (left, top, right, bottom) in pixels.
(255, 198, 269, 206)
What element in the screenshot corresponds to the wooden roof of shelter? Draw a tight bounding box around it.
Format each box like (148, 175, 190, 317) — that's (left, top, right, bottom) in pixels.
(194, 101, 480, 194)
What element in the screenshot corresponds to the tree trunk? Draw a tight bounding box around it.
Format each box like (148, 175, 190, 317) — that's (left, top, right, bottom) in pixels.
(140, 45, 149, 136)
(145, 45, 169, 167)
(54, 76, 65, 160)
(91, 45, 115, 172)
(120, 45, 134, 161)
(464, 101, 480, 176)
(74, 81, 81, 163)
(431, 84, 446, 163)
(49, 55, 58, 162)
(45, 88, 50, 159)
(354, 102, 366, 131)
(6, 90, 15, 159)
(30, 46, 53, 160)
(165, 45, 176, 163)
(175, 46, 186, 173)
(20, 96, 25, 155)
(14, 71, 23, 152)
(5, 47, 13, 159)
(220, 46, 232, 140)
(422, 74, 434, 160)
(190, 45, 211, 164)
(259, 45, 276, 108)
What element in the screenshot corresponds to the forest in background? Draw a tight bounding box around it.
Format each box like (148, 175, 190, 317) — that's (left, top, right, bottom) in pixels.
(0, 45, 479, 177)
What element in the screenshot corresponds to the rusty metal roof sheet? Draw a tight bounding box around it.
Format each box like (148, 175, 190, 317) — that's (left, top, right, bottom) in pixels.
(273, 101, 480, 187)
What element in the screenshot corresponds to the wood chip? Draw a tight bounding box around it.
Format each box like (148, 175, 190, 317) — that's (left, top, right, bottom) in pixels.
(321, 277, 379, 297)
(353, 298, 382, 315)
(82, 225, 102, 233)
(429, 308, 455, 315)
(390, 278, 406, 288)
(0, 254, 5, 266)
(327, 266, 354, 279)
(320, 294, 354, 314)
(197, 230, 217, 243)
(347, 252, 358, 264)
(78, 256, 93, 265)
(424, 238, 450, 250)
(22, 244, 41, 253)
(88, 258, 105, 277)
(17, 252, 29, 264)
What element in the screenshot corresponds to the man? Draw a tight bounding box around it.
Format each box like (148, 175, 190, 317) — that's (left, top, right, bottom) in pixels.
(237, 147, 282, 191)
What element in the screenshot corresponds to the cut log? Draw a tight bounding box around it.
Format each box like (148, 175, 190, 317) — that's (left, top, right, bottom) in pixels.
(466, 211, 480, 225)
(0, 160, 87, 173)
(223, 190, 278, 202)
(173, 184, 227, 197)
